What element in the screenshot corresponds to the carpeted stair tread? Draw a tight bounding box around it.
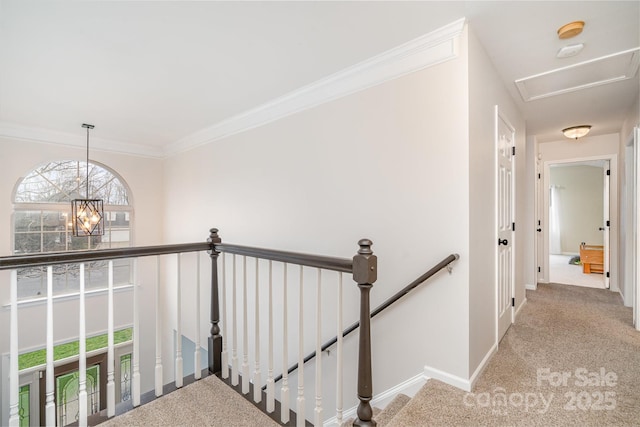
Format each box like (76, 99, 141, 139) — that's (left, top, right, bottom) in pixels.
(99, 374, 279, 427)
(374, 393, 411, 426)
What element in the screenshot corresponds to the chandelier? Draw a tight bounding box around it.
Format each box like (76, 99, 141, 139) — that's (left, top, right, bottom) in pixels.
(71, 124, 104, 236)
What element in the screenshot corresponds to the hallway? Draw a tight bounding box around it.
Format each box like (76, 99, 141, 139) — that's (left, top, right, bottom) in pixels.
(385, 283, 640, 426)
(549, 254, 605, 289)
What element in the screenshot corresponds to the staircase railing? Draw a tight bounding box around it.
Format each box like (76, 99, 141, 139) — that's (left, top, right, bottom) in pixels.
(1, 228, 377, 427)
(210, 230, 377, 426)
(268, 253, 460, 389)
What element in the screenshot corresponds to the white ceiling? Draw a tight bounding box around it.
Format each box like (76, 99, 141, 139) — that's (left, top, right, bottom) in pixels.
(1, 1, 638, 155)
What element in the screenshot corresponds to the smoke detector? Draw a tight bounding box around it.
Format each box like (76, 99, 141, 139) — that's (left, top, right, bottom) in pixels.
(557, 43, 585, 58)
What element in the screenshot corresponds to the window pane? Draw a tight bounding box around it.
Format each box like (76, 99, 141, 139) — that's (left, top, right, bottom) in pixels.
(14, 232, 41, 254)
(53, 265, 76, 296)
(43, 232, 68, 253)
(56, 364, 100, 426)
(120, 354, 132, 402)
(113, 259, 132, 285)
(17, 266, 46, 298)
(86, 261, 108, 290)
(14, 161, 133, 300)
(15, 161, 130, 205)
(14, 211, 42, 233)
(18, 384, 30, 427)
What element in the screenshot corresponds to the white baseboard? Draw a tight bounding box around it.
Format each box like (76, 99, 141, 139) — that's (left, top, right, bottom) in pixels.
(525, 283, 537, 291)
(422, 364, 471, 392)
(468, 342, 497, 391)
(323, 371, 427, 426)
(515, 297, 527, 319)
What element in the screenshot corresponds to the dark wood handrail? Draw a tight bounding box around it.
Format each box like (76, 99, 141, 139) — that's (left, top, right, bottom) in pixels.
(0, 241, 354, 274)
(1, 228, 377, 426)
(216, 243, 353, 273)
(267, 253, 459, 388)
(0, 242, 213, 270)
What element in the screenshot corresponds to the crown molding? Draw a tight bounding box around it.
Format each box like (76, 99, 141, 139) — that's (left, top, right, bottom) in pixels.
(0, 18, 465, 159)
(166, 17, 466, 157)
(0, 122, 165, 159)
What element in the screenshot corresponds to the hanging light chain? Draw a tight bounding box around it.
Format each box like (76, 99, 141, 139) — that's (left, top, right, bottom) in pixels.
(82, 123, 95, 198)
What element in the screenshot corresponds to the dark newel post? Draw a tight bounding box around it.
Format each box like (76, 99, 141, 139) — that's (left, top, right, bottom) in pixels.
(207, 228, 223, 375)
(352, 239, 377, 427)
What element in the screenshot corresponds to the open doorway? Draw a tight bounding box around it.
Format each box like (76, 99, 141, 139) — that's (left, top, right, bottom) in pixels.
(547, 160, 609, 289)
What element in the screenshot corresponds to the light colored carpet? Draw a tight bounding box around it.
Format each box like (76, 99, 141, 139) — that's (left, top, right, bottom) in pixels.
(550, 254, 605, 289)
(387, 283, 640, 426)
(99, 374, 280, 427)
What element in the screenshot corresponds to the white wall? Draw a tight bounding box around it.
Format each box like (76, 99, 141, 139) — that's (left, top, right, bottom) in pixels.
(619, 97, 639, 306)
(0, 138, 164, 423)
(467, 27, 526, 377)
(538, 134, 620, 289)
(163, 36, 471, 413)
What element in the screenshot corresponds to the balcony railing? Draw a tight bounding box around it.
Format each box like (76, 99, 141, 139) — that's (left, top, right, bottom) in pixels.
(1, 228, 377, 426)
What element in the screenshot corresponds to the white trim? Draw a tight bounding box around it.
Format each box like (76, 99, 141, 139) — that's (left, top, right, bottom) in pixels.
(634, 127, 640, 330)
(1, 283, 134, 308)
(515, 48, 640, 101)
(541, 154, 617, 286)
(0, 19, 465, 159)
(166, 18, 466, 157)
(15, 341, 133, 377)
(525, 283, 538, 291)
(323, 371, 427, 426)
(0, 122, 164, 159)
(423, 364, 471, 392)
(468, 343, 498, 391)
(515, 297, 527, 319)
(495, 106, 517, 343)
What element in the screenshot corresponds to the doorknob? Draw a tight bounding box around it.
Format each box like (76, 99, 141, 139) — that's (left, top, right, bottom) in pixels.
(537, 228, 542, 232)
(498, 238, 508, 246)
(599, 227, 605, 231)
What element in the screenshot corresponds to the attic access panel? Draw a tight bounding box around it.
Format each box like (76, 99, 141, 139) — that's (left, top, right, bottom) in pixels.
(515, 47, 639, 101)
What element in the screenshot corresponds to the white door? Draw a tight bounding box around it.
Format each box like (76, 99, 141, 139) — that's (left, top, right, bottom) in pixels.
(634, 127, 640, 330)
(536, 160, 544, 284)
(496, 107, 515, 342)
(603, 161, 610, 289)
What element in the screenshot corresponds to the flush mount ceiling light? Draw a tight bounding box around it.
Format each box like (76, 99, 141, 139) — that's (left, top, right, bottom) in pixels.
(71, 124, 104, 236)
(558, 21, 585, 39)
(562, 125, 592, 140)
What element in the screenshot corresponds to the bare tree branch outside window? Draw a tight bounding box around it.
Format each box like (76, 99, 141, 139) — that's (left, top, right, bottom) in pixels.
(13, 161, 132, 299)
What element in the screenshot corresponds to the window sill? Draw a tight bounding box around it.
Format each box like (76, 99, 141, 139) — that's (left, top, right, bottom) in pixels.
(2, 284, 135, 309)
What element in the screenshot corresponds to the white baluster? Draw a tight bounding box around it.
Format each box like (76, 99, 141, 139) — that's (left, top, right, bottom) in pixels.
(45, 266, 55, 426)
(232, 254, 239, 386)
(221, 252, 229, 379)
(194, 253, 202, 380)
(107, 261, 115, 417)
(266, 260, 275, 413)
(8, 270, 19, 427)
(175, 254, 183, 388)
(336, 273, 344, 425)
(155, 256, 163, 397)
(314, 269, 322, 426)
(281, 263, 290, 424)
(253, 257, 262, 402)
(297, 266, 305, 427)
(78, 264, 87, 426)
(133, 259, 141, 406)
(242, 256, 250, 394)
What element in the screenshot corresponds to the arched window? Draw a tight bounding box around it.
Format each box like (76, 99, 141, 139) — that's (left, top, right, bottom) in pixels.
(13, 160, 133, 300)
